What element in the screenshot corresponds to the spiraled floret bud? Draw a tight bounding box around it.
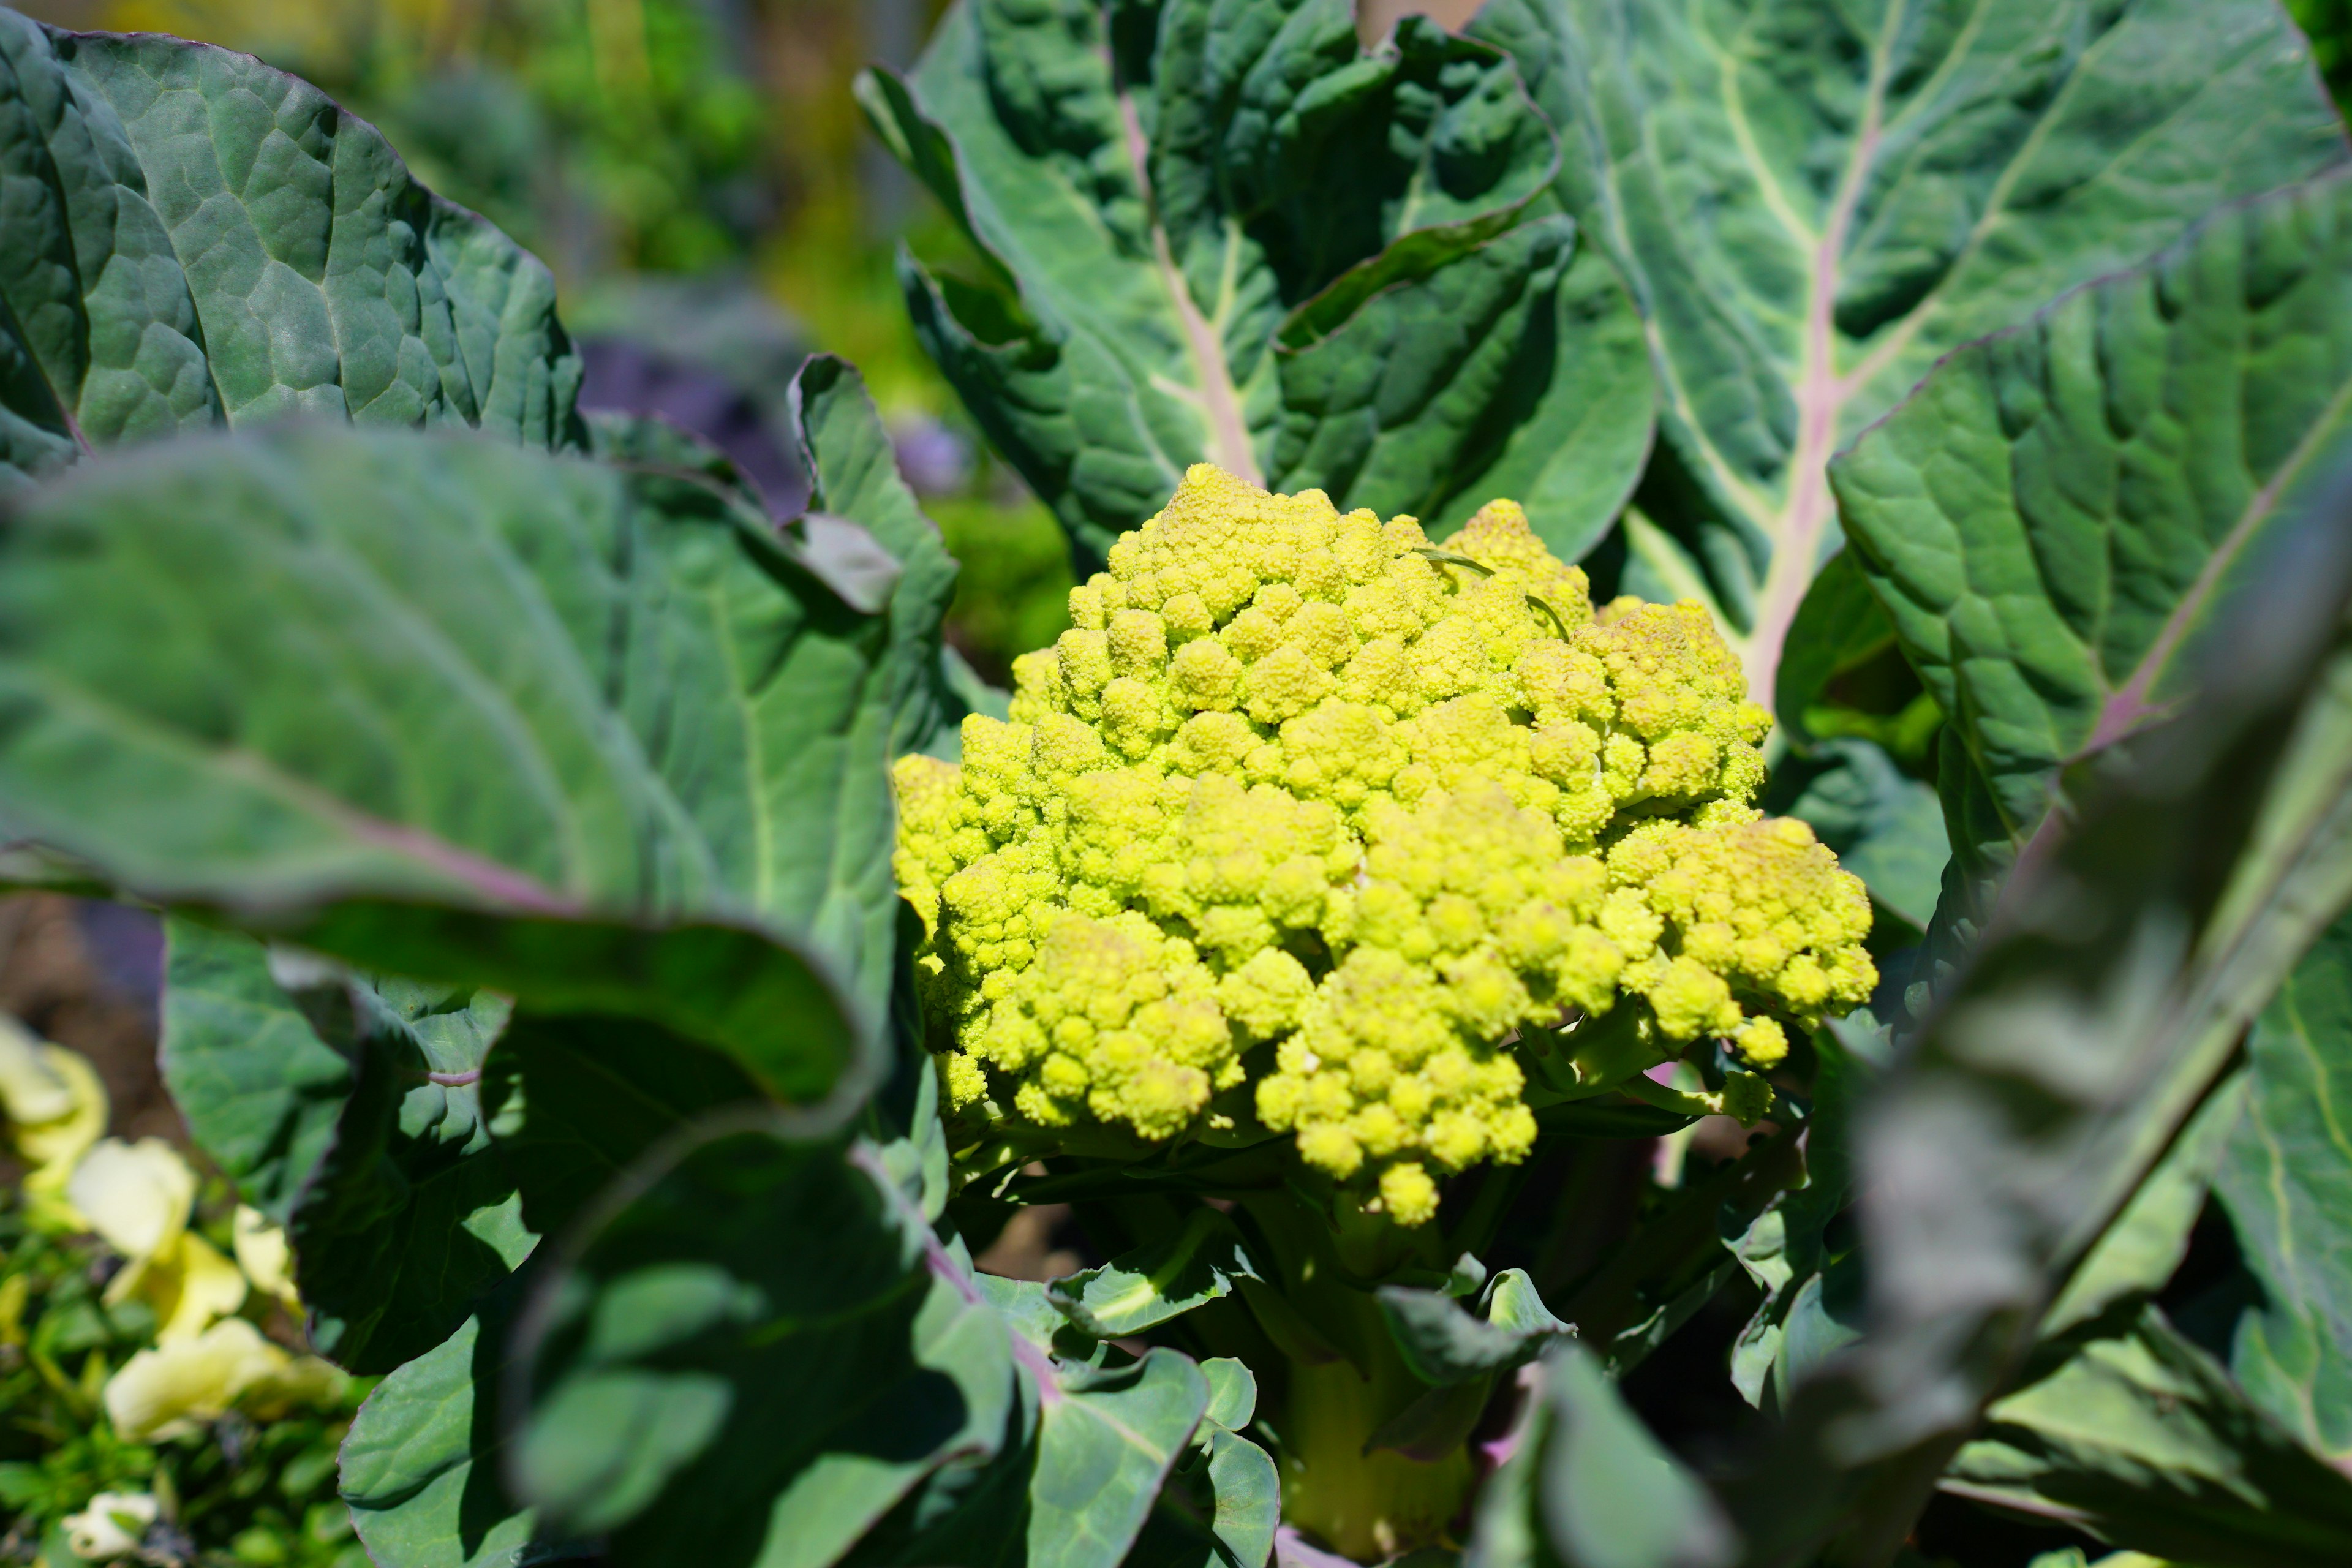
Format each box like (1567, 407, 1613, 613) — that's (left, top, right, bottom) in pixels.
(891, 466, 1875, 1224)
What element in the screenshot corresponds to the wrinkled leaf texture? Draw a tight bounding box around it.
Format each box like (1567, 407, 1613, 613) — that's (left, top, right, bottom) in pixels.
(1471, 0, 2348, 697)
(861, 0, 1653, 566)
(0, 12, 585, 490)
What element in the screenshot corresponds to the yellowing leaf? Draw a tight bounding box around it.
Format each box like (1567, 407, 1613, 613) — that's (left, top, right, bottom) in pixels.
(148, 1233, 251, 1346)
(62, 1490, 157, 1561)
(102, 1316, 342, 1443)
(0, 1011, 70, 1125)
(233, 1205, 301, 1310)
(68, 1137, 195, 1266)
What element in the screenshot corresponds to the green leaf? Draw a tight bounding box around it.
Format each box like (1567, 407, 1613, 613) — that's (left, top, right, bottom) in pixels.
(1944, 1307, 2352, 1565)
(1035, 1352, 1213, 1568)
(1378, 1268, 1570, 1387)
(1129, 1415, 1281, 1568)
(1050, 1206, 1265, 1338)
(513, 1126, 1015, 1568)
(333, 1016, 779, 1561)
(1725, 1016, 1882, 1411)
(0, 12, 584, 494)
(790, 354, 974, 760)
(1716, 435, 2352, 1560)
(1466, 1343, 1736, 1568)
(863, 0, 1649, 563)
(1834, 168, 2352, 843)
(1558, 1121, 1805, 1376)
(339, 1284, 578, 1568)
(1773, 551, 1898, 752)
(0, 418, 897, 1096)
(2215, 909, 2352, 1463)
(158, 917, 353, 1223)
(288, 961, 530, 1372)
(2041, 1069, 2246, 1341)
(1199, 1356, 1257, 1435)
(1472, 0, 2348, 694)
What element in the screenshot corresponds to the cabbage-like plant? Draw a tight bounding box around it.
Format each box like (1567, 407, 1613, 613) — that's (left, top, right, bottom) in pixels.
(9, 5, 2352, 1568)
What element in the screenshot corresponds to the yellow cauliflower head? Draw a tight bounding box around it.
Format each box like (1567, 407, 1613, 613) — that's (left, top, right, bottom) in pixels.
(894, 466, 1874, 1226)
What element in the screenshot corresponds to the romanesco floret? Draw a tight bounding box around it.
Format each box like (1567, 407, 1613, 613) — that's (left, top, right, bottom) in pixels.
(894, 464, 1875, 1226)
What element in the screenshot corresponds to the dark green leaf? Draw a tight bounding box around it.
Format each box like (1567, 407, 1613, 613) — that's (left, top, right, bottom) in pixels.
(1466, 1343, 1736, 1568)
(513, 1126, 1014, 1567)
(340, 1283, 584, 1568)
(0, 12, 584, 494)
(1944, 1308, 2352, 1566)
(1559, 1123, 1804, 1376)
(2215, 909, 2352, 1462)
(1773, 552, 1898, 751)
(864, 0, 1649, 562)
(1378, 1268, 1570, 1388)
(1051, 1207, 1265, 1338)
(289, 960, 529, 1371)
(333, 1018, 780, 1555)
(1473, 0, 2348, 694)
(158, 916, 353, 1223)
(1717, 445, 2352, 1561)
(0, 420, 891, 1096)
(1834, 169, 2352, 842)
(1725, 1017, 1881, 1412)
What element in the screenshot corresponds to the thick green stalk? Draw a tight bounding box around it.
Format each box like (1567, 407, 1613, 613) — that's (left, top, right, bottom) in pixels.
(1234, 1194, 1473, 1561)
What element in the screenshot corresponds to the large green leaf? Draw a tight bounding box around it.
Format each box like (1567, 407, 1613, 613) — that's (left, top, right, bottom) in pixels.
(2215, 910, 2352, 1463)
(511, 1126, 1014, 1568)
(0, 404, 922, 1091)
(339, 1283, 579, 1568)
(157, 918, 353, 1224)
(282, 958, 530, 1371)
(1472, 0, 2347, 695)
(167, 915, 786, 1379)
(0, 12, 584, 493)
(336, 1019, 778, 1563)
(1943, 1308, 2352, 1566)
(862, 0, 1651, 564)
(1714, 445, 2352, 1562)
(1833, 168, 2352, 843)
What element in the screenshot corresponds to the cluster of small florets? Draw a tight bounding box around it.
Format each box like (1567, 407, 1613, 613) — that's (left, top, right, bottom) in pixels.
(895, 465, 1874, 1225)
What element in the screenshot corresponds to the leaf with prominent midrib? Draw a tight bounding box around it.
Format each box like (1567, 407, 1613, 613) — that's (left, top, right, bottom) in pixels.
(1471, 0, 2347, 696)
(0, 373, 937, 1088)
(2215, 910, 2352, 1464)
(0, 13, 584, 493)
(1834, 168, 2352, 845)
(862, 0, 1651, 565)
